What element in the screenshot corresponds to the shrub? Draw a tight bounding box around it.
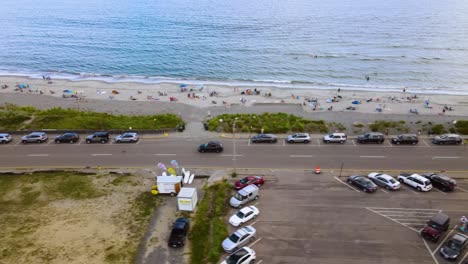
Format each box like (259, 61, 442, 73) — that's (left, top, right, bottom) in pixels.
(454, 120, 468, 135)
(430, 124, 446, 134)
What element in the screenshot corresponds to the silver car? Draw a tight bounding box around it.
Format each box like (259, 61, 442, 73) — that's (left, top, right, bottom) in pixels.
(21, 132, 48, 144)
(222, 226, 256, 253)
(114, 132, 139, 143)
(368, 172, 400, 190)
(287, 133, 311, 143)
(0, 133, 12, 144)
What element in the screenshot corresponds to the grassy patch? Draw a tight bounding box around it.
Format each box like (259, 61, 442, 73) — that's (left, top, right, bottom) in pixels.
(454, 120, 468, 135)
(369, 120, 409, 133)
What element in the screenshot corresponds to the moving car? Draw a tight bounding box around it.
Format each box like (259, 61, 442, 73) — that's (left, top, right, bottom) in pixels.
(439, 233, 468, 260)
(220, 247, 256, 264)
(229, 206, 259, 227)
(421, 213, 450, 242)
(323, 132, 347, 144)
(114, 132, 139, 143)
(251, 133, 277, 143)
(86, 131, 110, 144)
(0, 133, 12, 144)
(234, 176, 265, 190)
(356, 132, 385, 144)
(222, 226, 256, 253)
(54, 132, 80, 143)
(391, 134, 419, 145)
(421, 173, 457, 192)
(397, 173, 432, 192)
(168, 218, 190, 248)
(367, 172, 400, 190)
(21, 132, 48, 144)
(432, 134, 462, 145)
(347, 175, 378, 193)
(198, 141, 223, 153)
(287, 133, 311, 143)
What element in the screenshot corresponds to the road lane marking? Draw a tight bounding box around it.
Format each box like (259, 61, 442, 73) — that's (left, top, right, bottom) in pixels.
(456, 186, 468, 193)
(333, 177, 360, 192)
(359, 156, 385, 158)
(27, 154, 49, 157)
(432, 156, 460, 159)
(423, 238, 440, 264)
(289, 155, 313, 158)
(366, 208, 420, 233)
(432, 225, 458, 256)
(154, 154, 177, 156)
(91, 154, 112, 156)
(221, 154, 243, 157)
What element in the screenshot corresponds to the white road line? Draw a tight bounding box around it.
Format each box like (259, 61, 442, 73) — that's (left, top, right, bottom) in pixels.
(248, 139, 251, 146)
(27, 154, 49, 157)
(248, 237, 262, 248)
(422, 140, 430, 147)
(456, 186, 468, 193)
(401, 185, 419, 194)
(47, 140, 54, 145)
(387, 141, 393, 147)
(154, 154, 177, 156)
(392, 219, 429, 221)
(221, 154, 243, 157)
(352, 140, 356, 146)
(423, 238, 440, 264)
(256, 260, 263, 264)
(78, 139, 85, 144)
(289, 155, 313, 158)
(432, 188, 447, 195)
(250, 220, 258, 226)
(91, 154, 112, 156)
(366, 207, 440, 211)
(379, 188, 389, 193)
(316, 139, 321, 146)
(136, 140, 141, 145)
(333, 177, 360, 192)
(432, 156, 460, 159)
(366, 207, 419, 233)
(359, 156, 385, 158)
(432, 225, 458, 256)
(458, 251, 468, 264)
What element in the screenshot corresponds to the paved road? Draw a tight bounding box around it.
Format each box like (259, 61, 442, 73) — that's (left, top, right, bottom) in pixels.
(0, 137, 467, 171)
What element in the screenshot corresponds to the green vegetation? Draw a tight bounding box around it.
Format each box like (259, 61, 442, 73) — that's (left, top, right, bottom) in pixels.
(430, 124, 447, 135)
(454, 120, 468, 135)
(191, 181, 231, 264)
(0, 103, 183, 130)
(369, 120, 409, 133)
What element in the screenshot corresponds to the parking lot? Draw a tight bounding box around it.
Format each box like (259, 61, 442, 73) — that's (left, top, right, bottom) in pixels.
(228, 171, 468, 264)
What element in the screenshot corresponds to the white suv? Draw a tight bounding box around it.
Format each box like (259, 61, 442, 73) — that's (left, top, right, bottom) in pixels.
(287, 133, 311, 143)
(397, 173, 432, 192)
(0, 133, 12, 144)
(323, 132, 347, 144)
(221, 247, 256, 264)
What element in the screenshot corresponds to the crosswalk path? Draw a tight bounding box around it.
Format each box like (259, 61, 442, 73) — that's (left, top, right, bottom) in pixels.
(366, 207, 441, 232)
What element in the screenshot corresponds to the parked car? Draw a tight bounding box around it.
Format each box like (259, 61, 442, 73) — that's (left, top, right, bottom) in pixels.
(421, 213, 450, 242)
(222, 226, 256, 253)
(85, 131, 110, 144)
(220, 247, 256, 264)
(367, 172, 400, 190)
(234, 176, 265, 190)
(432, 134, 462, 145)
(347, 175, 378, 193)
(251, 133, 277, 143)
(357, 132, 385, 144)
(323, 132, 347, 144)
(21, 132, 48, 144)
(287, 133, 311, 143)
(230, 185, 259, 208)
(54, 132, 80, 143)
(421, 173, 457, 192)
(0, 133, 12, 144)
(168, 218, 190, 248)
(114, 132, 139, 143)
(397, 173, 432, 192)
(198, 141, 223, 153)
(440, 233, 468, 260)
(229, 206, 259, 227)
(391, 134, 419, 145)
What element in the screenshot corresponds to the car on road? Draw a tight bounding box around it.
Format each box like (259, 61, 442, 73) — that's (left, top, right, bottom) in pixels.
(391, 134, 419, 145)
(168, 217, 190, 248)
(85, 131, 110, 144)
(421, 173, 457, 192)
(234, 176, 265, 190)
(21, 132, 48, 144)
(222, 226, 256, 253)
(287, 133, 311, 143)
(54, 132, 80, 143)
(397, 173, 432, 192)
(114, 132, 139, 143)
(439, 233, 468, 261)
(432, 134, 462, 145)
(347, 175, 378, 193)
(367, 172, 400, 190)
(421, 212, 450, 242)
(229, 206, 259, 227)
(0, 133, 12, 144)
(251, 133, 278, 143)
(323, 132, 347, 144)
(220, 247, 256, 264)
(356, 132, 385, 144)
(198, 141, 223, 153)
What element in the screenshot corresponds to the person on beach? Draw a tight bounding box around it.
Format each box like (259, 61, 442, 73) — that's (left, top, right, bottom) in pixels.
(366, 76, 370, 81)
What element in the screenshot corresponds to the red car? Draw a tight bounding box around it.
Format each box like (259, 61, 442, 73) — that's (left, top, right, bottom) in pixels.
(234, 176, 265, 190)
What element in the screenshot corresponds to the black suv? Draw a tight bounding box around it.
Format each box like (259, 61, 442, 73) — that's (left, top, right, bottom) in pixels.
(85, 132, 110, 144)
(168, 218, 190, 248)
(357, 132, 385, 144)
(392, 134, 419, 145)
(198, 141, 223, 153)
(55, 132, 80, 143)
(422, 173, 457, 192)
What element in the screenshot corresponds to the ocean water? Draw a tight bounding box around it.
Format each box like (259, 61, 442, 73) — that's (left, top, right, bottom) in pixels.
(1, 0, 468, 94)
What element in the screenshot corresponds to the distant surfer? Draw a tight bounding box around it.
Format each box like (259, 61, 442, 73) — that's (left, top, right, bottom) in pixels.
(366, 76, 370, 81)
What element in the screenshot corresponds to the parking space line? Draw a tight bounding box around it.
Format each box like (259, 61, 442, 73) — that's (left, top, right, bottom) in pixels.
(282, 140, 285, 146)
(386, 141, 393, 147)
(250, 220, 258, 226)
(248, 139, 251, 146)
(432, 225, 458, 255)
(422, 238, 440, 264)
(15, 141, 22, 145)
(379, 188, 389, 193)
(78, 139, 85, 144)
(248, 237, 262, 248)
(47, 140, 54, 145)
(316, 139, 321, 146)
(256, 260, 263, 264)
(422, 140, 430, 147)
(352, 140, 356, 146)
(401, 185, 419, 194)
(458, 252, 468, 264)
(366, 208, 419, 232)
(456, 186, 468, 193)
(333, 177, 360, 192)
(432, 188, 447, 195)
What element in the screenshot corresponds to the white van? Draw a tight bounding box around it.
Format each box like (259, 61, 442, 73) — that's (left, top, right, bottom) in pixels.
(230, 185, 259, 208)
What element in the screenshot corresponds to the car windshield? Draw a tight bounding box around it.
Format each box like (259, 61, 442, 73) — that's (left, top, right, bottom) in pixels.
(447, 240, 462, 251)
(234, 193, 245, 200)
(388, 179, 396, 184)
(235, 211, 245, 218)
(228, 233, 240, 243)
(440, 135, 448, 139)
(240, 178, 248, 184)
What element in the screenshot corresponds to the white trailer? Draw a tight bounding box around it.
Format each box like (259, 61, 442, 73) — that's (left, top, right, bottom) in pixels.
(177, 187, 198, 212)
(156, 176, 183, 196)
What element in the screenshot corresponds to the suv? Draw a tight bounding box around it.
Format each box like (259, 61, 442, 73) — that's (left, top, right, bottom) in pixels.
(0, 133, 12, 144)
(323, 133, 347, 144)
(287, 133, 311, 143)
(21, 132, 48, 144)
(432, 134, 462, 145)
(357, 132, 385, 144)
(391, 134, 419, 145)
(86, 131, 110, 144)
(221, 247, 256, 264)
(114, 132, 139, 143)
(168, 218, 190, 248)
(421, 212, 450, 242)
(251, 134, 277, 143)
(422, 173, 457, 192)
(55, 132, 80, 143)
(440, 233, 468, 260)
(397, 173, 432, 192)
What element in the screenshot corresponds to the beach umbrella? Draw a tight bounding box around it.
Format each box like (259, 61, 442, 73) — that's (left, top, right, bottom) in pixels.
(180, 84, 186, 88)
(63, 89, 72, 93)
(18, 84, 27, 89)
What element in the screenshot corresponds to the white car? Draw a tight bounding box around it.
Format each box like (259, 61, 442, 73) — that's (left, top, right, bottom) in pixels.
(287, 133, 311, 143)
(323, 132, 347, 144)
(114, 132, 139, 143)
(222, 226, 256, 253)
(0, 133, 12, 144)
(368, 173, 400, 190)
(221, 247, 256, 264)
(229, 206, 259, 227)
(397, 173, 432, 192)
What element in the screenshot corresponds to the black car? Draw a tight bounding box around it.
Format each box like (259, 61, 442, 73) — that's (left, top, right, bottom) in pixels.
(391, 134, 419, 145)
(251, 134, 278, 143)
(55, 132, 80, 143)
(422, 173, 457, 191)
(440, 233, 468, 260)
(168, 218, 190, 248)
(198, 141, 223, 153)
(86, 131, 110, 144)
(347, 175, 378, 193)
(356, 132, 385, 144)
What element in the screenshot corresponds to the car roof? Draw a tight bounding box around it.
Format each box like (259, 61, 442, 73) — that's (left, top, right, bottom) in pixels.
(376, 174, 393, 180)
(0, 133, 10, 136)
(330, 132, 346, 136)
(293, 133, 309, 136)
(123, 132, 137, 135)
(452, 233, 468, 242)
(30, 132, 45, 135)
